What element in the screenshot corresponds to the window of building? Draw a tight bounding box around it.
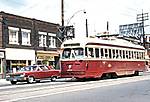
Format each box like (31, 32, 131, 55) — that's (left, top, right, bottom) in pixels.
(21, 29, 31, 46)
(39, 32, 47, 47)
(48, 33, 56, 48)
(8, 27, 19, 45)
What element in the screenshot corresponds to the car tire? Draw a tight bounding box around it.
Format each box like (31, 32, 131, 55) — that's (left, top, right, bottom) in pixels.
(11, 81, 17, 85)
(51, 76, 57, 82)
(27, 76, 34, 84)
(36, 80, 40, 83)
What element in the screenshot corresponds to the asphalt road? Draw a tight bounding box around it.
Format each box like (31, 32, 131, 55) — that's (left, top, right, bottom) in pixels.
(20, 79, 150, 102)
(0, 75, 150, 102)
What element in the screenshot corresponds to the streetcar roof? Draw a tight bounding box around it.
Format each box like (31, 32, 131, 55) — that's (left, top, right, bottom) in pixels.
(61, 37, 144, 50)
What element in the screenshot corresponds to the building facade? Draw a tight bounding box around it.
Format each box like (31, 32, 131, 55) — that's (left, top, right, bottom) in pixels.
(0, 11, 61, 78)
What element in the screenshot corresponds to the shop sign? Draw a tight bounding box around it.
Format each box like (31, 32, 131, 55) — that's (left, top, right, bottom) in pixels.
(0, 52, 4, 58)
(37, 53, 54, 61)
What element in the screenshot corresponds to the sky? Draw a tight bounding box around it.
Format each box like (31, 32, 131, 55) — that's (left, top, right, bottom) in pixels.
(0, 0, 150, 38)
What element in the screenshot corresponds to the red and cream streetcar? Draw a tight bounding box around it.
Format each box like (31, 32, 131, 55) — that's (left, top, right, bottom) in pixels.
(60, 36, 146, 79)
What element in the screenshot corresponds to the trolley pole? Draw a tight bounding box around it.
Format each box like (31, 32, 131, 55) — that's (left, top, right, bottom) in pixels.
(137, 10, 149, 48)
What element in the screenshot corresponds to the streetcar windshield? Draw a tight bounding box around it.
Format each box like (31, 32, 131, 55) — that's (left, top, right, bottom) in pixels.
(62, 48, 71, 59)
(62, 48, 84, 59)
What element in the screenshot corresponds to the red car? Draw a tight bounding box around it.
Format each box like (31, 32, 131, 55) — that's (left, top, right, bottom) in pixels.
(6, 65, 60, 85)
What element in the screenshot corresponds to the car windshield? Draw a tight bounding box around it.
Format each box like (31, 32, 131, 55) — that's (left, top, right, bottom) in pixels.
(62, 48, 84, 59)
(20, 66, 37, 72)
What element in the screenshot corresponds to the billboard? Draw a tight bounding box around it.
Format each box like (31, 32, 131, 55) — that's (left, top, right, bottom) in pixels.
(119, 23, 143, 40)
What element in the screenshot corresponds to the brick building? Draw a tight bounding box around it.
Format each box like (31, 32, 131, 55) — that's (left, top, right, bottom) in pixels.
(0, 11, 61, 78)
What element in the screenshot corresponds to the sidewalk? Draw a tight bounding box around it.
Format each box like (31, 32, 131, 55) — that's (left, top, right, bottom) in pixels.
(0, 79, 11, 86)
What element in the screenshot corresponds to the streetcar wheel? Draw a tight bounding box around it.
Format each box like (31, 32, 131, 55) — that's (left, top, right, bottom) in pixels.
(27, 76, 34, 83)
(11, 81, 17, 85)
(134, 71, 139, 76)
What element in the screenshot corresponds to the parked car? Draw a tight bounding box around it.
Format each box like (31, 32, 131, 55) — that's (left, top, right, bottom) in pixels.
(6, 65, 60, 85)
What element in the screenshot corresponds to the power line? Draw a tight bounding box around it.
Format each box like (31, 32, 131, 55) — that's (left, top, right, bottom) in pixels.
(137, 10, 149, 48)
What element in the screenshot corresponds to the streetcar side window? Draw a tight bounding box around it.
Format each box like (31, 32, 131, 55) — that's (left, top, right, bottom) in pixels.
(126, 51, 129, 59)
(131, 51, 134, 59)
(119, 50, 122, 59)
(116, 50, 119, 58)
(123, 50, 125, 59)
(137, 52, 140, 59)
(134, 51, 137, 59)
(112, 49, 116, 59)
(95, 48, 99, 58)
(85, 47, 88, 56)
(129, 51, 131, 59)
(108, 49, 112, 58)
(100, 48, 104, 58)
(88, 48, 94, 58)
(104, 49, 108, 58)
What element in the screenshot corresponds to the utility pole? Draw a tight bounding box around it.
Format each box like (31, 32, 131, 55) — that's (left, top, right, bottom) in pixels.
(86, 19, 88, 37)
(61, 0, 64, 27)
(137, 10, 149, 48)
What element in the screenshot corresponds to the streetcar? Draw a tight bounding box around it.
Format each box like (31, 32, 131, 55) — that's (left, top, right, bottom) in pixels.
(60, 36, 146, 79)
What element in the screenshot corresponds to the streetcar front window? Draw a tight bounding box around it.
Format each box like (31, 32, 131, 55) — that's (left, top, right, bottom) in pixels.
(73, 48, 84, 58)
(62, 48, 84, 59)
(62, 48, 71, 59)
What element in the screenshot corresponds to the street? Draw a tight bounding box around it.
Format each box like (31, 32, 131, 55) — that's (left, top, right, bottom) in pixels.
(21, 78, 150, 102)
(0, 74, 150, 102)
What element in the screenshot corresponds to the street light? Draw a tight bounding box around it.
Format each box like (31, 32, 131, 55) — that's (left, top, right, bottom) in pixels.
(66, 9, 86, 25)
(58, 9, 87, 42)
(66, 9, 88, 38)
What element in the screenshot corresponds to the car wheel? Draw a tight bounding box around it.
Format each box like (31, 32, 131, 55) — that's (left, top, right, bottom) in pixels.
(36, 80, 40, 83)
(51, 76, 57, 82)
(27, 76, 34, 84)
(11, 81, 17, 85)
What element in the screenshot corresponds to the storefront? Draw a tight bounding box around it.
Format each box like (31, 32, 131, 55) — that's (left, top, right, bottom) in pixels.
(0, 51, 5, 78)
(36, 51, 59, 69)
(5, 48, 35, 73)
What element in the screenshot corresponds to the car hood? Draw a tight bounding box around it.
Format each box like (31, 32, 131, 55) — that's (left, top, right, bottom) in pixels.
(7, 71, 28, 75)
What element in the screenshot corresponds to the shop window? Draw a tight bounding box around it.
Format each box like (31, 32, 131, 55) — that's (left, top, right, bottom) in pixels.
(28, 61, 31, 65)
(8, 27, 19, 45)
